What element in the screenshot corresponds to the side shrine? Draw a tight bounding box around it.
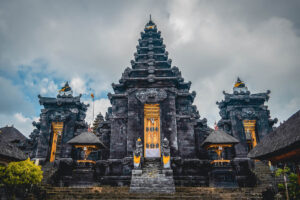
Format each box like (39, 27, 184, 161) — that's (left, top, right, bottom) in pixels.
(30, 82, 89, 163)
(29, 19, 277, 191)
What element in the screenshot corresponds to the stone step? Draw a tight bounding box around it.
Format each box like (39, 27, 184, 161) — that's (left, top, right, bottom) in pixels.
(40, 186, 264, 200)
(130, 158, 175, 194)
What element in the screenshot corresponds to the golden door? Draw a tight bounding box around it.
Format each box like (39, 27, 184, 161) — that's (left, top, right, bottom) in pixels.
(144, 104, 160, 158)
(243, 120, 257, 148)
(50, 122, 64, 162)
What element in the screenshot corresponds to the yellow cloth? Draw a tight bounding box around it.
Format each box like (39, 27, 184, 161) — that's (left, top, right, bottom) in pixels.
(134, 155, 141, 164)
(163, 155, 170, 165)
(234, 82, 243, 88)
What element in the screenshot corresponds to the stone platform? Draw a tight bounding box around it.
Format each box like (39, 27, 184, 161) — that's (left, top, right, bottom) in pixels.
(33, 186, 265, 199)
(130, 158, 175, 193)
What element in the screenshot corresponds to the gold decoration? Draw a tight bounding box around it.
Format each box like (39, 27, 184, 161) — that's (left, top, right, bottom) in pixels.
(206, 144, 233, 164)
(50, 122, 64, 162)
(134, 155, 141, 164)
(163, 155, 170, 165)
(234, 82, 243, 88)
(243, 120, 257, 148)
(144, 104, 160, 157)
(74, 144, 99, 163)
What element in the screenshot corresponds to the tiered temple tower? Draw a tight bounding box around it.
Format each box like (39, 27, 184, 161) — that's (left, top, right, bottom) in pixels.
(97, 18, 210, 185)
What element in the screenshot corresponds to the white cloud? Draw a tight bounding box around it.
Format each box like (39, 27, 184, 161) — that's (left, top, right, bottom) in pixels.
(70, 77, 87, 95)
(40, 78, 59, 95)
(0, 76, 35, 114)
(0, 113, 38, 137)
(14, 113, 30, 123)
(84, 98, 111, 125)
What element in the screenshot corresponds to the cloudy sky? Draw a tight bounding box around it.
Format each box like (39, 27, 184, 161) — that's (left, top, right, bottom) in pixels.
(0, 0, 299, 137)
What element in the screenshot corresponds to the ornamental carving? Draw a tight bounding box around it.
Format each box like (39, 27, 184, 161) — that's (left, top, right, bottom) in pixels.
(241, 107, 257, 119)
(135, 88, 167, 103)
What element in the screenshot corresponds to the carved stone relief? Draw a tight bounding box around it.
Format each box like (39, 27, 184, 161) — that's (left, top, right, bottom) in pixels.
(135, 88, 167, 103)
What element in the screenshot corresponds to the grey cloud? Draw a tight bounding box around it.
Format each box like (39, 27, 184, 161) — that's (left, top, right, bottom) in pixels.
(0, 77, 35, 115)
(0, 0, 299, 128)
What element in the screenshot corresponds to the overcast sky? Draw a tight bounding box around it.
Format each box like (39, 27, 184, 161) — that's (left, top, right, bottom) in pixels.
(0, 0, 299, 137)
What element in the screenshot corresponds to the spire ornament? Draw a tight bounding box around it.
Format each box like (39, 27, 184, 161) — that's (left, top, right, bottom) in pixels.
(233, 77, 249, 95)
(58, 81, 73, 97)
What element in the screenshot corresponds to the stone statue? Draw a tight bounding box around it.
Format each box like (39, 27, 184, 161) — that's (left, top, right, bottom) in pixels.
(162, 138, 171, 169)
(133, 138, 143, 169)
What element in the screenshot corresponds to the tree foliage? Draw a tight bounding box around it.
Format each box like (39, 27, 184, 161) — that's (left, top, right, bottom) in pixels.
(0, 158, 43, 185)
(92, 112, 104, 134)
(275, 166, 300, 200)
(0, 159, 43, 199)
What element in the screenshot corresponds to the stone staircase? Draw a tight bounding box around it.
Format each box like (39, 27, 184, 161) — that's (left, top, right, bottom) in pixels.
(129, 158, 175, 193)
(41, 162, 58, 185)
(252, 161, 274, 188)
(55, 134, 62, 160)
(36, 186, 264, 199)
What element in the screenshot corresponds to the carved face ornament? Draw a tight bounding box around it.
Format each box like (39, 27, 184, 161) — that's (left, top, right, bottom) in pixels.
(150, 118, 155, 124)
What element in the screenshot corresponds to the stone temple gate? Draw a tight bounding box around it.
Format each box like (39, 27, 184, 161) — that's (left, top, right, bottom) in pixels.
(30, 18, 277, 189)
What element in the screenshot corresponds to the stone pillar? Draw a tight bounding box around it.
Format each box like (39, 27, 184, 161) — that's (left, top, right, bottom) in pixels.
(110, 118, 127, 159)
(127, 93, 143, 157)
(230, 114, 248, 158)
(161, 93, 178, 156)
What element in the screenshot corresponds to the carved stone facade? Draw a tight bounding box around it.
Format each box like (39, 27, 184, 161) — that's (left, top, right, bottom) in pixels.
(30, 82, 88, 163)
(216, 78, 277, 185)
(217, 79, 277, 157)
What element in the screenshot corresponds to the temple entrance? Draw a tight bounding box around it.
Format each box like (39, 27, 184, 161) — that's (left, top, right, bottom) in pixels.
(144, 104, 160, 158)
(243, 120, 257, 151)
(50, 122, 64, 162)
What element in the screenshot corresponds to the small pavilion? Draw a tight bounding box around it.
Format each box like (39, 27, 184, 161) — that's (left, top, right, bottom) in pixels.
(202, 129, 239, 187)
(202, 129, 239, 165)
(67, 130, 106, 186)
(67, 131, 106, 164)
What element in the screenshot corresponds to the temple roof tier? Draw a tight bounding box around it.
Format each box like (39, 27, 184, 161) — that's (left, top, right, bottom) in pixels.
(217, 79, 271, 107)
(39, 95, 83, 105)
(134, 52, 168, 62)
(140, 31, 161, 39)
(131, 60, 171, 69)
(138, 38, 163, 46)
(216, 93, 270, 107)
(67, 131, 106, 148)
(177, 91, 196, 101)
(201, 129, 239, 147)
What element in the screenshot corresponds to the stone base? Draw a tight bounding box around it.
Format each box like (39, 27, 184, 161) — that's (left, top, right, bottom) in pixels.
(132, 169, 142, 176)
(209, 166, 238, 188)
(55, 157, 255, 187)
(174, 176, 208, 186)
(41, 186, 265, 199)
(70, 165, 96, 187)
(130, 158, 175, 193)
(101, 176, 131, 186)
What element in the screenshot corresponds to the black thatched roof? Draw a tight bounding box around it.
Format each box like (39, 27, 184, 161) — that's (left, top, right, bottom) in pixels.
(67, 131, 106, 148)
(201, 129, 239, 147)
(0, 140, 27, 161)
(0, 126, 27, 143)
(248, 110, 300, 160)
